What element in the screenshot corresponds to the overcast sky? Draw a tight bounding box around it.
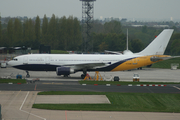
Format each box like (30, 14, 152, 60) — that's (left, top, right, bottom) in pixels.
(0, 0, 180, 21)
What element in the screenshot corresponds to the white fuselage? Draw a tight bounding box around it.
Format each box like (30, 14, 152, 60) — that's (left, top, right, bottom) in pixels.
(8, 53, 156, 72)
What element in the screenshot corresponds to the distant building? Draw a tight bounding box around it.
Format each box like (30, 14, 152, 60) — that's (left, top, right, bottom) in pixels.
(0, 47, 7, 54)
(131, 25, 144, 27)
(114, 18, 120, 21)
(121, 18, 127, 23)
(14, 47, 22, 54)
(153, 25, 169, 28)
(104, 18, 111, 22)
(8, 46, 31, 54)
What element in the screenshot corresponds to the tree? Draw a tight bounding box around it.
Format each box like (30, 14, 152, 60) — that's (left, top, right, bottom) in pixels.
(92, 33, 105, 52)
(99, 42, 108, 52)
(58, 16, 67, 50)
(92, 33, 126, 52)
(104, 20, 122, 34)
(0, 16, 2, 46)
(106, 33, 126, 51)
(1, 29, 8, 47)
(91, 20, 104, 33)
(131, 39, 144, 53)
(7, 19, 13, 47)
(166, 33, 180, 55)
(142, 25, 147, 33)
(28, 18, 35, 48)
(47, 14, 58, 49)
(171, 39, 180, 55)
(13, 18, 23, 46)
(34, 15, 41, 49)
(73, 17, 82, 50)
(41, 14, 49, 45)
(66, 16, 74, 50)
(23, 19, 30, 46)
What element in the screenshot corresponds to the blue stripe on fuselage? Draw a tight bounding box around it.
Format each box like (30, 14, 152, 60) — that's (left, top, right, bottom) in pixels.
(13, 64, 60, 71)
(87, 57, 135, 71)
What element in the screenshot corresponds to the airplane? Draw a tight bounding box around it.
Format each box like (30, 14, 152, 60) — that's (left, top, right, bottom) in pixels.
(8, 29, 174, 79)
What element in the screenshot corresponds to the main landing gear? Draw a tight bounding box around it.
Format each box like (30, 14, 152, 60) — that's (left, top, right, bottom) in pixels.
(81, 74, 85, 79)
(81, 69, 87, 79)
(26, 71, 30, 78)
(63, 75, 69, 77)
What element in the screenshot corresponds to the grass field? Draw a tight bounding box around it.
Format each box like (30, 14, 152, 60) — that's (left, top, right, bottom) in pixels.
(33, 91, 180, 112)
(0, 79, 26, 84)
(79, 81, 180, 85)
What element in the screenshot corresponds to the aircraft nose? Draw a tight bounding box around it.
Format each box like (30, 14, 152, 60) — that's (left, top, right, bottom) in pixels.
(8, 61, 12, 66)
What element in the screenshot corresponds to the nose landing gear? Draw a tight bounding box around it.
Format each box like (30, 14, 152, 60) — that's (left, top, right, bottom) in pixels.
(26, 71, 30, 78)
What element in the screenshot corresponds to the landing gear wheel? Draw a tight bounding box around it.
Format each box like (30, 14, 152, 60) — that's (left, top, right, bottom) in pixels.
(64, 75, 69, 77)
(26, 74, 30, 78)
(26, 71, 30, 78)
(81, 68, 87, 79)
(81, 74, 86, 79)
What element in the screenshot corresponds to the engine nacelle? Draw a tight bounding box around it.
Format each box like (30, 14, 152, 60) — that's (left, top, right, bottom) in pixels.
(56, 67, 75, 76)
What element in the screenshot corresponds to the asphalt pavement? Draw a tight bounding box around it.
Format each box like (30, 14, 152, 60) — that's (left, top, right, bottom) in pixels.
(1, 67, 180, 120)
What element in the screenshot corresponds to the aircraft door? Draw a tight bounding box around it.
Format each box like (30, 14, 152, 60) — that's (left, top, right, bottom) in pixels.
(45, 57, 50, 64)
(23, 57, 28, 64)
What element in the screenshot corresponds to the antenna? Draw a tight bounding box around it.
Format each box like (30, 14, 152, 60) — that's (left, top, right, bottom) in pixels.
(127, 29, 128, 50)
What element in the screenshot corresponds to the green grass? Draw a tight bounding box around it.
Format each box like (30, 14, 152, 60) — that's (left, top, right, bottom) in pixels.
(33, 91, 180, 112)
(152, 57, 180, 69)
(78, 81, 180, 85)
(0, 79, 26, 84)
(51, 50, 68, 54)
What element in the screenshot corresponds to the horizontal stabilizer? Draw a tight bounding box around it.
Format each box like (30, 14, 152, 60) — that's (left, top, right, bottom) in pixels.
(150, 56, 180, 62)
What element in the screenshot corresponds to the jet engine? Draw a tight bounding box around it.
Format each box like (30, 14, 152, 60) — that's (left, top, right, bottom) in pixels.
(56, 67, 75, 76)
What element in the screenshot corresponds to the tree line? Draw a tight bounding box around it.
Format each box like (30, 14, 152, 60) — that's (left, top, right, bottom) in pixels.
(0, 14, 180, 55)
(0, 14, 82, 50)
(0, 15, 143, 52)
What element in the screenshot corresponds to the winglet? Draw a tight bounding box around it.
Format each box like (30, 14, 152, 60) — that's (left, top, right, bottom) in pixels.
(136, 29, 174, 55)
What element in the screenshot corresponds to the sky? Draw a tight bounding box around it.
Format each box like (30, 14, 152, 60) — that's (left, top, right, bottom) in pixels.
(0, 0, 180, 21)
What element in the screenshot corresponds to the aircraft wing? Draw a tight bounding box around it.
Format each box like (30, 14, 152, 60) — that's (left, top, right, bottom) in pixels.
(62, 62, 109, 70)
(105, 50, 122, 55)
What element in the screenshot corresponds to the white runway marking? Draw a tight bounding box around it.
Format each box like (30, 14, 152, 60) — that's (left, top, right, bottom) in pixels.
(173, 86, 180, 90)
(19, 91, 46, 120)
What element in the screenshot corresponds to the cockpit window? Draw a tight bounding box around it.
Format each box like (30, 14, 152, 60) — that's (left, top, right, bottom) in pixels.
(13, 58, 18, 61)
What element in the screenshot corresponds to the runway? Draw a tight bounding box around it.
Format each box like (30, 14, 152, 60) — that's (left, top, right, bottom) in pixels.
(1, 83, 180, 93)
